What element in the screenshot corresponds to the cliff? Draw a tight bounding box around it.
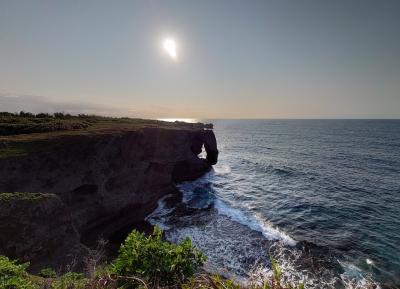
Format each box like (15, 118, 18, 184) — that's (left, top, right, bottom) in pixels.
(0, 115, 218, 272)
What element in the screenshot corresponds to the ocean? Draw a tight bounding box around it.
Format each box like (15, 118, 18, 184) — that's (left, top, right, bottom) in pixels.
(148, 120, 400, 288)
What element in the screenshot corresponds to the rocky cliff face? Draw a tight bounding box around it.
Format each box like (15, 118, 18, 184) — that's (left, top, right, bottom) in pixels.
(0, 193, 84, 271)
(0, 124, 218, 271)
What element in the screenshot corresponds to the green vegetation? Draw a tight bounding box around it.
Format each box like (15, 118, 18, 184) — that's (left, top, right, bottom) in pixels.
(0, 111, 207, 137)
(51, 272, 88, 289)
(0, 112, 93, 136)
(112, 226, 206, 287)
(183, 273, 305, 289)
(0, 192, 56, 202)
(38, 268, 56, 278)
(0, 111, 209, 158)
(270, 253, 283, 286)
(0, 256, 36, 289)
(0, 226, 308, 289)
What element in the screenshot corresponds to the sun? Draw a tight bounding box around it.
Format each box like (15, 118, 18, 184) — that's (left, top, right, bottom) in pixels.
(162, 38, 178, 61)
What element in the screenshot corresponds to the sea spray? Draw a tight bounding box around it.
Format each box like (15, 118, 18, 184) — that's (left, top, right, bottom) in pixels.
(214, 199, 296, 246)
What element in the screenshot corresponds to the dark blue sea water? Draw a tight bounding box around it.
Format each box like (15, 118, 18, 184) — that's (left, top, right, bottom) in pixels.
(148, 120, 400, 288)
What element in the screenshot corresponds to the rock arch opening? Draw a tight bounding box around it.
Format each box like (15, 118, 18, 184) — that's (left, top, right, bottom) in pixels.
(198, 144, 207, 160)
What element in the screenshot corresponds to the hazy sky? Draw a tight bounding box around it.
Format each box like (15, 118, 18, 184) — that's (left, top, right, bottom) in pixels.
(0, 0, 399, 118)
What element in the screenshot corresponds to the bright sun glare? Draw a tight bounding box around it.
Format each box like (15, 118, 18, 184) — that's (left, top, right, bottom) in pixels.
(163, 38, 178, 61)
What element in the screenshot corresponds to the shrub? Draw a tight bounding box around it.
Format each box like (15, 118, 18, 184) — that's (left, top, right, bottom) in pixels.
(112, 226, 206, 287)
(39, 267, 57, 278)
(0, 256, 37, 289)
(52, 272, 88, 289)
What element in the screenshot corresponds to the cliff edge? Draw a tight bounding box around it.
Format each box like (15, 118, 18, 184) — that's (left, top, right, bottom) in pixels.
(0, 114, 218, 271)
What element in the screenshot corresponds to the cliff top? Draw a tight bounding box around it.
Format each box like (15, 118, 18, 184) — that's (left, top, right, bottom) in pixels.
(0, 112, 213, 158)
(0, 192, 57, 202)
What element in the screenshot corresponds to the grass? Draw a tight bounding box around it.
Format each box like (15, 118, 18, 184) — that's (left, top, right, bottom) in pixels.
(0, 111, 210, 159)
(0, 112, 207, 137)
(0, 139, 57, 159)
(0, 192, 57, 202)
(183, 273, 305, 289)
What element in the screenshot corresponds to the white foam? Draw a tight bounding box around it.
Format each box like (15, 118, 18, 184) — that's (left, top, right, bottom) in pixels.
(177, 174, 296, 246)
(145, 194, 174, 230)
(338, 260, 381, 289)
(213, 164, 232, 175)
(264, 241, 340, 289)
(246, 245, 382, 289)
(214, 199, 297, 246)
(146, 189, 381, 288)
(247, 249, 331, 289)
(366, 258, 374, 265)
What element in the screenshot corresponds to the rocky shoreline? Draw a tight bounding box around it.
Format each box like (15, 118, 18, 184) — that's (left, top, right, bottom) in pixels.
(0, 120, 218, 272)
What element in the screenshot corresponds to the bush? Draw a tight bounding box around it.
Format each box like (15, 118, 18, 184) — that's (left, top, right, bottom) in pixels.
(52, 272, 88, 289)
(0, 256, 37, 289)
(39, 267, 57, 278)
(0, 112, 92, 136)
(112, 226, 206, 287)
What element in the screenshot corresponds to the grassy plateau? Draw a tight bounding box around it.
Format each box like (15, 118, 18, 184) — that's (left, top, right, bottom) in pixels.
(0, 111, 209, 159)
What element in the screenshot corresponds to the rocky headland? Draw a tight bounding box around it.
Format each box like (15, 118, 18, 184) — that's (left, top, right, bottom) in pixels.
(0, 114, 218, 272)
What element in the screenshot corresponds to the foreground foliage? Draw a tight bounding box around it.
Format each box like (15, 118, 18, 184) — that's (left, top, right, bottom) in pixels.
(0, 227, 311, 289)
(0, 256, 36, 289)
(112, 226, 206, 287)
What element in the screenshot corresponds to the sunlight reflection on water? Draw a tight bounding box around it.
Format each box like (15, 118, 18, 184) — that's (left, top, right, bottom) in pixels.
(158, 118, 199, 123)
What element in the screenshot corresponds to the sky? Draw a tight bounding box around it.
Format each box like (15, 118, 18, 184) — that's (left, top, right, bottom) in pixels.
(0, 0, 399, 119)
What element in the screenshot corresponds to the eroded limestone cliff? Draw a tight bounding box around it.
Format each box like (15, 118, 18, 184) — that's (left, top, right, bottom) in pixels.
(0, 123, 218, 271)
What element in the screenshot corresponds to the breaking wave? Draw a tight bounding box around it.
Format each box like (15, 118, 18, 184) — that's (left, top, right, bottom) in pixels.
(214, 199, 296, 246)
(145, 119, 400, 288)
